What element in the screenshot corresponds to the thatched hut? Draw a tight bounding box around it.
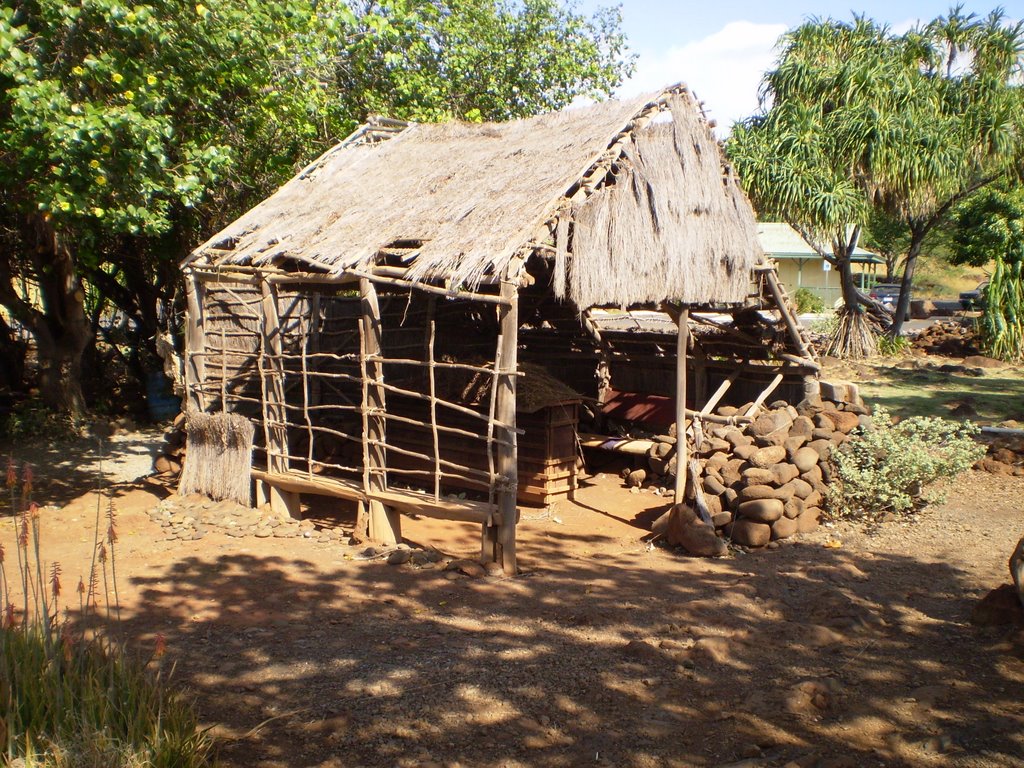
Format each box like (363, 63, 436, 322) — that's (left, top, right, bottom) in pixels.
(182, 85, 817, 573)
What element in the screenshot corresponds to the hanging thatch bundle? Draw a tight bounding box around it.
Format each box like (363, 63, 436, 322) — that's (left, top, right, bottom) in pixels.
(178, 410, 254, 504)
(566, 96, 759, 308)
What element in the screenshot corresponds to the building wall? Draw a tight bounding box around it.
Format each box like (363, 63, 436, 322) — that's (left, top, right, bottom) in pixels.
(774, 259, 877, 308)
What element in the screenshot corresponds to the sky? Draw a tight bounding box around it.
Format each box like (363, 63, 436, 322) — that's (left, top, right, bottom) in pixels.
(578, 0, 1024, 133)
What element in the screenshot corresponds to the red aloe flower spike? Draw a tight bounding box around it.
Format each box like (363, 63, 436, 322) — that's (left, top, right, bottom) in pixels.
(21, 464, 32, 494)
(154, 634, 167, 659)
(4, 603, 15, 629)
(77, 577, 86, 595)
(50, 562, 61, 600)
(29, 501, 40, 520)
(18, 517, 28, 548)
(97, 543, 107, 564)
(5, 458, 15, 489)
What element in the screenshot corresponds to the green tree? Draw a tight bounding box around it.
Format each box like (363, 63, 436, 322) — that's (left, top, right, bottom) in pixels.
(863, 210, 910, 283)
(948, 185, 1024, 268)
(1, 0, 632, 418)
(728, 9, 1024, 357)
(948, 185, 1024, 360)
(333, 0, 632, 123)
(0, 0, 342, 416)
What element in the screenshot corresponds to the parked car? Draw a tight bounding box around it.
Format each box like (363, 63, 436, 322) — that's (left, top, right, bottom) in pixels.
(959, 281, 989, 311)
(868, 283, 910, 320)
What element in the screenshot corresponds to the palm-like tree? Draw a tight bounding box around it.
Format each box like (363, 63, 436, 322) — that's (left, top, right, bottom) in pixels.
(728, 9, 1024, 358)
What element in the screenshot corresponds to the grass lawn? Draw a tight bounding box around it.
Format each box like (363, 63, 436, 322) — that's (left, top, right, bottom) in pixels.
(824, 356, 1024, 423)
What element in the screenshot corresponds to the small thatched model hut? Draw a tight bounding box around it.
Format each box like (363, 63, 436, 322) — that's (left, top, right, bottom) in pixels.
(182, 85, 818, 573)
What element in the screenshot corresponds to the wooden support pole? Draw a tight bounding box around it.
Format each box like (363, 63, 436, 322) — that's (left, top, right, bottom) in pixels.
(483, 278, 519, 573)
(743, 373, 786, 418)
(260, 279, 300, 517)
(184, 273, 207, 412)
(674, 308, 689, 506)
(360, 277, 401, 545)
(700, 368, 741, 416)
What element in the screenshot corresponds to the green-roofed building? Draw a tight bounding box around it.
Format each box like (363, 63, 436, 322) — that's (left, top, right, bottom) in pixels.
(757, 223, 883, 308)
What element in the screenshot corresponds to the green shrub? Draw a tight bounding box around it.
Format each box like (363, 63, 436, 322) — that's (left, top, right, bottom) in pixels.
(809, 312, 839, 336)
(828, 406, 985, 524)
(2, 398, 77, 440)
(1, 462, 213, 768)
(793, 287, 826, 314)
(876, 333, 910, 357)
(980, 257, 1024, 362)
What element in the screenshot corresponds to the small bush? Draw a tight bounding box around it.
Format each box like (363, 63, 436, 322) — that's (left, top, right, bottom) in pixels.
(793, 287, 826, 314)
(876, 333, 910, 357)
(828, 406, 985, 524)
(2, 398, 77, 440)
(1, 461, 213, 768)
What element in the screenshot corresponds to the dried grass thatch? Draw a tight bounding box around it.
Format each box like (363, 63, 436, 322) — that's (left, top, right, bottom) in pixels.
(189, 86, 763, 309)
(564, 96, 760, 308)
(178, 410, 254, 504)
(190, 95, 654, 285)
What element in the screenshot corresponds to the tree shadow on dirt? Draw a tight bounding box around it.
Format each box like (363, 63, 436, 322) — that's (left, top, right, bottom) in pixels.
(1, 432, 166, 511)
(121, 521, 1024, 768)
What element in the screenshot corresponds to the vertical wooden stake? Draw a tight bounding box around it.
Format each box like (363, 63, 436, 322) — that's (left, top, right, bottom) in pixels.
(184, 273, 207, 412)
(674, 308, 689, 506)
(359, 278, 401, 545)
(484, 278, 519, 574)
(260, 278, 299, 517)
(427, 320, 441, 501)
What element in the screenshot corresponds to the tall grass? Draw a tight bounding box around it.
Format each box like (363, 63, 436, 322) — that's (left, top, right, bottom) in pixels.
(980, 257, 1024, 362)
(1, 459, 213, 768)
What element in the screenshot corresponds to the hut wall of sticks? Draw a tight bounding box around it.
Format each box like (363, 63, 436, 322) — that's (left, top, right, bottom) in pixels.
(181, 85, 819, 574)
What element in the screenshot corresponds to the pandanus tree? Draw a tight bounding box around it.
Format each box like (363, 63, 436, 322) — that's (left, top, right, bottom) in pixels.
(728, 9, 1024, 358)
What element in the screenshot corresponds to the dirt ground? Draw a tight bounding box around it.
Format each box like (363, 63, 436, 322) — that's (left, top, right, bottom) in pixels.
(2, 432, 1024, 768)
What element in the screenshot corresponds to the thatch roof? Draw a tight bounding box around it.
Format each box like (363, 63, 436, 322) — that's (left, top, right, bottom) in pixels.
(188, 86, 762, 308)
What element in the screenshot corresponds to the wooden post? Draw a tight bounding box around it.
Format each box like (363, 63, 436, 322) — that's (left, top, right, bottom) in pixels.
(184, 272, 207, 412)
(674, 309, 689, 506)
(483, 278, 519, 573)
(359, 277, 401, 545)
(260, 279, 300, 517)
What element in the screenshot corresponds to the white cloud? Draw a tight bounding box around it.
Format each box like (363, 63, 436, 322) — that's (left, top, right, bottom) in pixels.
(618, 20, 789, 136)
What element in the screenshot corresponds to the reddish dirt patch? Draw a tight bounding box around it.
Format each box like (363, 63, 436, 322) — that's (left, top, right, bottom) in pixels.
(3, 454, 1024, 767)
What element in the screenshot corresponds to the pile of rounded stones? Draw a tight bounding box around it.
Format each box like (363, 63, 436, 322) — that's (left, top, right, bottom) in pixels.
(147, 494, 336, 543)
(910, 321, 980, 357)
(648, 381, 870, 556)
(976, 430, 1024, 477)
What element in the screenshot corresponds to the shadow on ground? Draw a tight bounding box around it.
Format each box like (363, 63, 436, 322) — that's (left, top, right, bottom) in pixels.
(122, 525, 1024, 768)
(1, 432, 165, 511)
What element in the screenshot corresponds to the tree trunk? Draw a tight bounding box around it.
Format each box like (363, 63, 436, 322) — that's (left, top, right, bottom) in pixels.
(884, 253, 899, 283)
(35, 332, 88, 416)
(890, 234, 924, 338)
(0, 314, 26, 391)
(0, 215, 91, 419)
(839, 254, 863, 314)
(824, 226, 879, 359)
